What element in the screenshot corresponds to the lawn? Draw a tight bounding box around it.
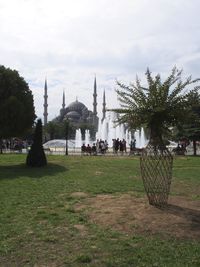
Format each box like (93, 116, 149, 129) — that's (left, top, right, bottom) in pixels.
(0, 154, 200, 267)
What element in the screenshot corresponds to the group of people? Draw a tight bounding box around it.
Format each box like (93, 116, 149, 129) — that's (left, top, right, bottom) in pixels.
(0, 138, 31, 151)
(81, 138, 131, 156)
(112, 138, 127, 154)
(81, 139, 108, 155)
(172, 143, 188, 155)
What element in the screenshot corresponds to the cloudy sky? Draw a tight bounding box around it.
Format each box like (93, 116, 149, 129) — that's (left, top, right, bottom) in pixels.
(0, 0, 200, 121)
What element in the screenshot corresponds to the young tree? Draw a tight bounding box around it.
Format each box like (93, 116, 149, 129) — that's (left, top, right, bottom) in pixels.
(113, 67, 199, 206)
(0, 65, 36, 139)
(26, 119, 47, 167)
(114, 67, 199, 147)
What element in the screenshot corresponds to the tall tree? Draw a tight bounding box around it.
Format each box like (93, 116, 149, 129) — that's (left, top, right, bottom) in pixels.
(0, 65, 36, 139)
(44, 121, 59, 140)
(174, 88, 200, 155)
(113, 67, 199, 147)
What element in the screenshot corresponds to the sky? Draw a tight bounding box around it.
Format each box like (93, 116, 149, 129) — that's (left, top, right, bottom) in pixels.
(0, 0, 200, 121)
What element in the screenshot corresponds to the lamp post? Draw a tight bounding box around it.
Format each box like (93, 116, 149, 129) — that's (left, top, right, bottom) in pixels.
(65, 119, 69, 156)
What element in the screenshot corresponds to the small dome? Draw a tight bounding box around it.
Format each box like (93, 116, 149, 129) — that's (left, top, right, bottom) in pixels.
(65, 111, 80, 119)
(67, 100, 86, 112)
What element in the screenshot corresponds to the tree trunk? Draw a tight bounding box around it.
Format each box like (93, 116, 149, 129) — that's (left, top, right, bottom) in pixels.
(65, 139, 68, 155)
(193, 140, 197, 156)
(149, 127, 165, 149)
(0, 138, 3, 154)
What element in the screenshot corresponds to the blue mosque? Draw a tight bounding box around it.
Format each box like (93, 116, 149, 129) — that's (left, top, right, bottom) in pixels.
(43, 77, 106, 139)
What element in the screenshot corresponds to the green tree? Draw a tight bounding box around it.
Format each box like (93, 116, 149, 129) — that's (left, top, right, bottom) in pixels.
(113, 67, 200, 207)
(26, 119, 47, 167)
(113, 67, 199, 147)
(44, 121, 60, 140)
(0, 65, 36, 139)
(174, 88, 200, 155)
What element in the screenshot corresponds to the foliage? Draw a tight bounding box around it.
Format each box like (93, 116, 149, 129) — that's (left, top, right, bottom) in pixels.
(173, 88, 200, 155)
(44, 121, 62, 140)
(44, 120, 76, 140)
(0, 65, 36, 138)
(113, 67, 199, 146)
(26, 119, 47, 167)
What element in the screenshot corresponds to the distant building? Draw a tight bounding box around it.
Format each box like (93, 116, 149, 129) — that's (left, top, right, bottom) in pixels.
(44, 77, 106, 140)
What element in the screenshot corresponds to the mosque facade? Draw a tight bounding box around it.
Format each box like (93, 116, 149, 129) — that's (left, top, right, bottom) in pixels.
(43, 77, 106, 140)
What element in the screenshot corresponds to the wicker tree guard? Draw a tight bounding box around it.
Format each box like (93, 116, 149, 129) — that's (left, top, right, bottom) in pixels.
(140, 144, 173, 207)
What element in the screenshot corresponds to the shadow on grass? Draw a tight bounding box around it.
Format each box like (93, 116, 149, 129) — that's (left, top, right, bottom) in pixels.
(161, 204, 200, 230)
(0, 163, 68, 180)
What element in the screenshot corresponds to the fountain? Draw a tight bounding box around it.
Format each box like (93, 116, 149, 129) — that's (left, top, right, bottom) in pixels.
(95, 111, 148, 148)
(43, 112, 148, 152)
(140, 127, 147, 148)
(96, 112, 128, 147)
(85, 129, 90, 145)
(134, 128, 148, 148)
(75, 129, 82, 148)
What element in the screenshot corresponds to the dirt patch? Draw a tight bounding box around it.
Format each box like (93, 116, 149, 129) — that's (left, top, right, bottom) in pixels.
(70, 192, 88, 198)
(75, 194, 200, 240)
(74, 224, 88, 236)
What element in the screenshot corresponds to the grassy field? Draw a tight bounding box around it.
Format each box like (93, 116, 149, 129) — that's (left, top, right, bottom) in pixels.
(0, 154, 200, 267)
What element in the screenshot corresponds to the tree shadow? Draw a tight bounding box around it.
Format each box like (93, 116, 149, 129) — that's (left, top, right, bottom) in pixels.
(0, 163, 68, 180)
(160, 204, 200, 231)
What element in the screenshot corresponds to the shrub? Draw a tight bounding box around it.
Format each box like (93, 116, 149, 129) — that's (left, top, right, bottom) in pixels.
(26, 119, 47, 167)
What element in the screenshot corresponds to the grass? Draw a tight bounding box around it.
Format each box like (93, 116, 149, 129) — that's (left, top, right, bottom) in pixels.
(0, 154, 200, 266)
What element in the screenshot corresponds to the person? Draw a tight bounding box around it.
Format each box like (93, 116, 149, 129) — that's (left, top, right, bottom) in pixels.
(91, 143, 97, 155)
(122, 139, 127, 153)
(96, 139, 100, 153)
(6, 140, 10, 150)
(86, 144, 92, 155)
(172, 144, 186, 155)
(119, 140, 124, 155)
(81, 143, 86, 155)
(99, 139, 104, 153)
(112, 139, 116, 153)
(115, 138, 119, 153)
(104, 140, 108, 152)
(101, 141, 106, 154)
(130, 139, 136, 150)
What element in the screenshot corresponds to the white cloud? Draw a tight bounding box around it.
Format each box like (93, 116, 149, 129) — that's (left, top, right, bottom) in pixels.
(0, 0, 200, 120)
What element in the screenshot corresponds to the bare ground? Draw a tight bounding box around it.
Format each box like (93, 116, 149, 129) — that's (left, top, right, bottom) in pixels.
(75, 193, 200, 240)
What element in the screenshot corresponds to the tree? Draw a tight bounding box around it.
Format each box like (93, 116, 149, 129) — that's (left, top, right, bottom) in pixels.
(0, 65, 36, 139)
(113, 67, 200, 207)
(26, 119, 47, 167)
(114, 67, 199, 147)
(174, 88, 200, 155)
(44, 121, 60, 140)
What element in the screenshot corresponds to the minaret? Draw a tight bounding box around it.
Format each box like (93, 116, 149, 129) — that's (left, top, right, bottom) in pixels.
(62, 90, 65, 109)
(102, 89, 106, 121)
(93, 76, 97, 116)
(60, 90, 66, 117)
(43, 79, 48, 125)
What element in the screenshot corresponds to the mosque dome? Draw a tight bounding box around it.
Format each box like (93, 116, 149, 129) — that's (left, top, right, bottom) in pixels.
(67, 100, 86, 112)
(65, 111, 80, 120)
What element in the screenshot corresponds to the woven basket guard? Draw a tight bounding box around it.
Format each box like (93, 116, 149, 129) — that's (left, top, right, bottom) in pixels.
(140, 144, 173, 207)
